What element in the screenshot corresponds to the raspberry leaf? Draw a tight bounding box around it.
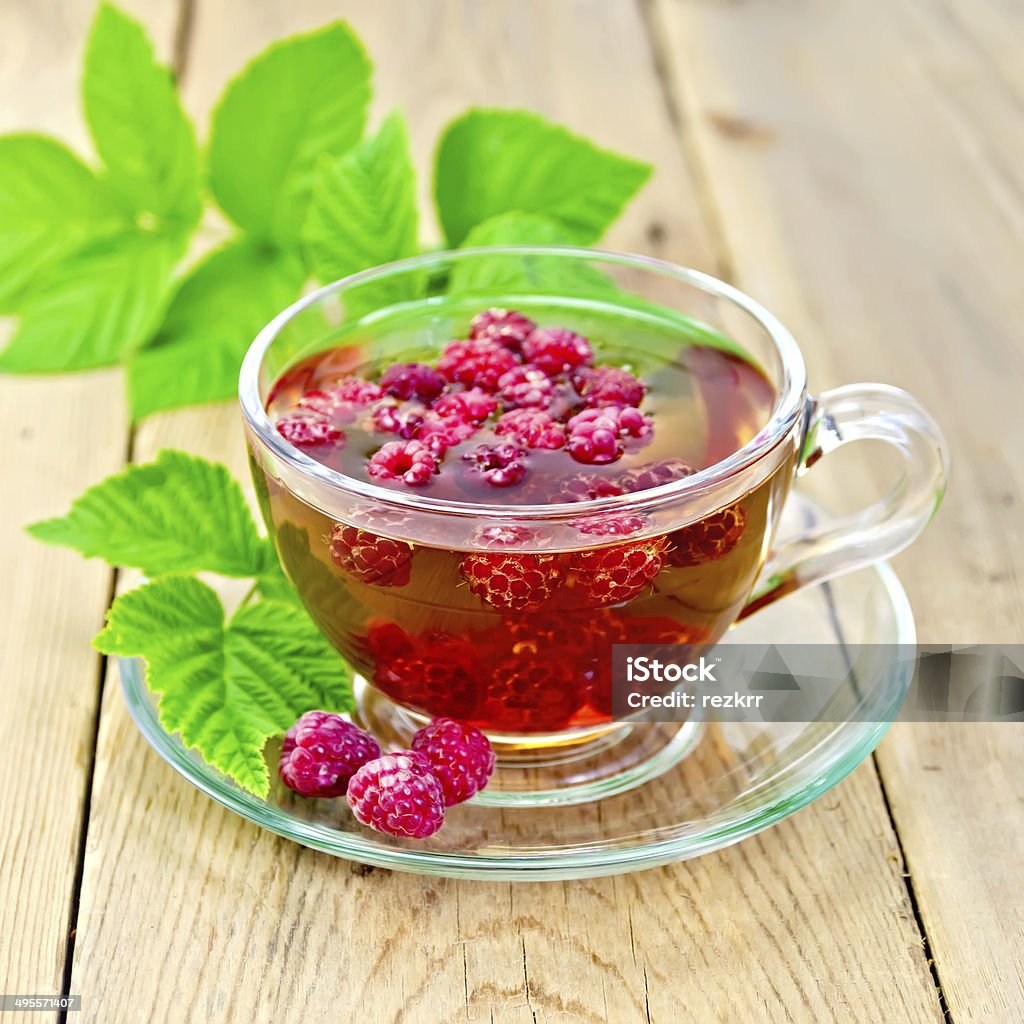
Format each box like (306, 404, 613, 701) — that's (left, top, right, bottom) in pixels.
(83, 3, 201, 228)
(0, 134, 129, 312)
(127, 239, 305, 420)
(304, 110, 419, 284)
(209, 23, 372, 246)
(0, 230, 177, 372)
(27, 450, 269, 579)
(434, 109, 651, 246)
(450, 212, 619, 296)
(94, 576, 354, 796)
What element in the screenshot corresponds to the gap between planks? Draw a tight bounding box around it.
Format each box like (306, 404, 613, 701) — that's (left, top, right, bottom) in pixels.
(56, 3, 196, 1019)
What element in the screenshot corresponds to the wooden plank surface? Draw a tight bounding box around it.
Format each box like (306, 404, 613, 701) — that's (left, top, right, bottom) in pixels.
(61, 2, 947, 1023)
(0, 0, 178, 1008)
(649, 0, 1024, 1020)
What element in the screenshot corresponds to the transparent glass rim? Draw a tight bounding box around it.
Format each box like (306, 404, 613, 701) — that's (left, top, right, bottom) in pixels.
(238, 247, 808, 519)
(119, 560, 915, 881)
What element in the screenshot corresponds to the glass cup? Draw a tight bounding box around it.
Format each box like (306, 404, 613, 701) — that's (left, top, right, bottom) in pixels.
(240, 248, 948, 805)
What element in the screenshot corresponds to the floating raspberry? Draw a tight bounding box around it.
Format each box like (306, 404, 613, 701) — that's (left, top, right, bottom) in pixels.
(367, 439, 438, 486)
(432, 388, 497, 423)
(565, 409, 622, 464)
(495, 408, 566, 450)
(566, 406, 653, 465)
(437, 338, 519, 390)
(416, 410, 479, 454)
(521, 327, 593, 377)
(470, 308, 537, 352)
(621, 458, 694, 492)
(278, 711, 381, 798)
(411, 718, 496, 805)
(573, 514, 647, 538)
(330, 376, 384, 404)
(370, 400, 425, 438)
(572, 366, 646, 408)
(570, 536, 669, 606)
(484, 654, 586, 732)
(560, 474, 627, 502)
(462, 443, 527, 487)
(497, 365, 555, 410)
(668, 505, 746, 566)
(460, 551, 565, 610)
(379, 362, 446, 402)
(276, 413, 344, 447)
(346, 752, 446, 838)
(297, 390, 358, 423)
(329, 524, 414, 586)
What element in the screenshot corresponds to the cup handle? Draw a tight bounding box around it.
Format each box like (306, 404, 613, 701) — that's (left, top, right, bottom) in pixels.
(740, 383, 949, 619)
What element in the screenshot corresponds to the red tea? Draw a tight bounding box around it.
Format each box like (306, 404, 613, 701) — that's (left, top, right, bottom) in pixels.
(253, 305, 792, 736)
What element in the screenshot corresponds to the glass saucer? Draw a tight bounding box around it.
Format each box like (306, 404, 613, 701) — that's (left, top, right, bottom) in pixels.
(120, 545, 914, 880)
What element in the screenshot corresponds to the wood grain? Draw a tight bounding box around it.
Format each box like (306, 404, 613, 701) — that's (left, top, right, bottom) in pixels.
(59, 2, 949, 1022)
(649, 0, 1024, 1019)
(0, 0, 178, 1008)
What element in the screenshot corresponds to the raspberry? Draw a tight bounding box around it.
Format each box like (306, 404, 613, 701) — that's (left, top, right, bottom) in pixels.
(460, 551, 565, 611)
(374, 641, 479, 720)
(572, 366, 646, 408)
(570, 536, 669, 606)
(438, 338, 519, 390)
(566, 407, 653, 465)
(560, 475, 627, 502)
(417, 410, 479, 453)
(297, 391, 358, 423)
(621, 458, 694, 492)
(275, 413, 344, 447)
(379, 362, 446, 402)
(484, 654, 586, 732)
(565, 409, 622, 465)
(521, 327, 593, 377)
(278, 711, 381, 798)
(495, 408, 566, 450)
(329, 524, 414, 586)
(668, 505, 746, 566)
(364, 620, 415, 661)
(497, 365, 554, 410)
(346, 752, 446, 838)
(432, 388, 497, 423)
(329, 376, 384, 404)
(411, 718, 496, 805)
(367, 439, 438, 486)
(470, 308, 537, 351)
(462, 443, 527, 487)
(370, 400, 425, 438)
(573, 514, 647, 538)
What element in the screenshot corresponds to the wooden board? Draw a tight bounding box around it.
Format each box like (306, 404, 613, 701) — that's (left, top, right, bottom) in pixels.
(62, 2, 947, 1022)
(649, 0, 1024, 1019)
(0, 0, 178, 1006)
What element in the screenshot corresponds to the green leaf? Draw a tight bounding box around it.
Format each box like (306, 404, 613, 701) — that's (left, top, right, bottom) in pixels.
(434, 108, 651, 246)
(0, 230, 176, 372)
(209, 22, 372, 246)
(303, 110, 418, 282)
(0, 134, 128, 312)
(27, 449, 269, 578)
(95, 576, 353, 795)
(449, 212, 619, 296)
(83, 3, 201, 227)
(127, 239, 305, 419)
